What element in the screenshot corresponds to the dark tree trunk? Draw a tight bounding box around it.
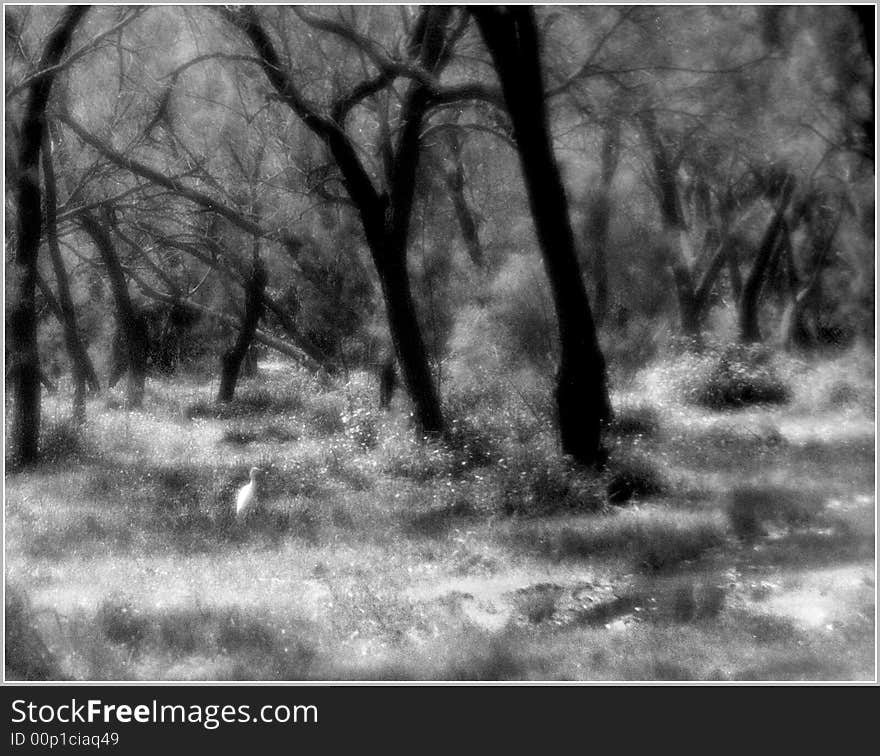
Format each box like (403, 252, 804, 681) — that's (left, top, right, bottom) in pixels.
(686, 235, 742, 332)
(364, 8, 451, 437)
(784, 210, 841, 349)
(371, 243, 444, 434)
(35, 274, 92, 423)
(41, 129, 101, 420)
(671, 269, 702, 336)
(739, 177, 795, 342)
(80, 211, 149, 407)
(9, 5, 88, 464)
(443, 132, 484, 268)
(584, 120, 621, 326)
(585, 193, 611, 327)
(727, 242, 743, 301)
(218, 260, 266, 402)
(242, 347, 259, 378)
(639, 109, 704, 336)
(640, 110, 686, 230)
(472, 6, 611, 467)
(379, 355, 397, 409)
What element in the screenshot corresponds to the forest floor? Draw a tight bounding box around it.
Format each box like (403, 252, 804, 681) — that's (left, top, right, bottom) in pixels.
(4, 347, 876, 681)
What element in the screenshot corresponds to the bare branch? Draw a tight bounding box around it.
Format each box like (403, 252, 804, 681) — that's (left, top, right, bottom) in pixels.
(420, 120, 516, 151)
(7, 8, 147, 100)
(58, 111, 267, 238)
(547, 7, 636, 98)
(161, 51, 264, 83)
(219, 5, 384, 220)
(129, 271, 323, 372)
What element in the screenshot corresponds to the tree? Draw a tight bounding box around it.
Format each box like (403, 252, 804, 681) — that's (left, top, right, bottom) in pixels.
(40, 128, 101, 423)
(221, 5, 475, 438)
(738, 171, 796, 342)
(79, 209, 149, 407)
(582, 116, 621, 326)
(8, 5, 89, 463)
(218, 256, 265, 402)
(471, 6, 612, 467)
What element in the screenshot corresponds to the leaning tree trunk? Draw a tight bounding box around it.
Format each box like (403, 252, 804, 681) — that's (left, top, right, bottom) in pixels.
(41, 130, 101, 423)
(638, 110, 705, 337)
(9, 5, 88, 464)
(79, 211, 148, 407)
(218, 260, 266, 402)
(226, 4, 448, 439)
(782, 209, 841, 349)
(370, 237, 444, 435)
(35, 274, 94, 423)
(473, 6, 612, 467)
(739, 177, 795, 342)
(443, 131, 485, 269)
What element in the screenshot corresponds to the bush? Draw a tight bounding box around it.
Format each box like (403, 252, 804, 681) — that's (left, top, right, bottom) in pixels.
(825, 381, 860, 408)
(692, 344, 791, 409)
(497, 443, 605, 516)
(444, 416, 496, 473)
(606, 454, 666, 504)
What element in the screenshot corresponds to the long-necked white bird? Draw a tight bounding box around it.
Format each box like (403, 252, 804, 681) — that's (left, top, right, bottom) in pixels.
(235, 467, 264, 520)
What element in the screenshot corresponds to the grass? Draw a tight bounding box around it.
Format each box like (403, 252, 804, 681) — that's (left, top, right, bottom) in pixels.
(609, 404, 661, 439)
(4, 349, 875, 681)
(5, 585, 66, 680)
(512, 508, 728, 571)
(606, 452, 668, 504)
(185, 387, 306, 420)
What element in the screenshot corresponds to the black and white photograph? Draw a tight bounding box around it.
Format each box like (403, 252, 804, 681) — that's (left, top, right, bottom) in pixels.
(4, 2, 876, 687)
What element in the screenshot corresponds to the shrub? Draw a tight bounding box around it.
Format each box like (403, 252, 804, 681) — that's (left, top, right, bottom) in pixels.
(444, 368, 551, 446)
(444, 416, 496, 473)
(825, 381, 860, 409)
(692, 344, 791, 409)
(497, 443, 605, 516)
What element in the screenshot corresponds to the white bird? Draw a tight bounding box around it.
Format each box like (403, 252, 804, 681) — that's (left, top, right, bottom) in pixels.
(235, 467, 263, 520)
